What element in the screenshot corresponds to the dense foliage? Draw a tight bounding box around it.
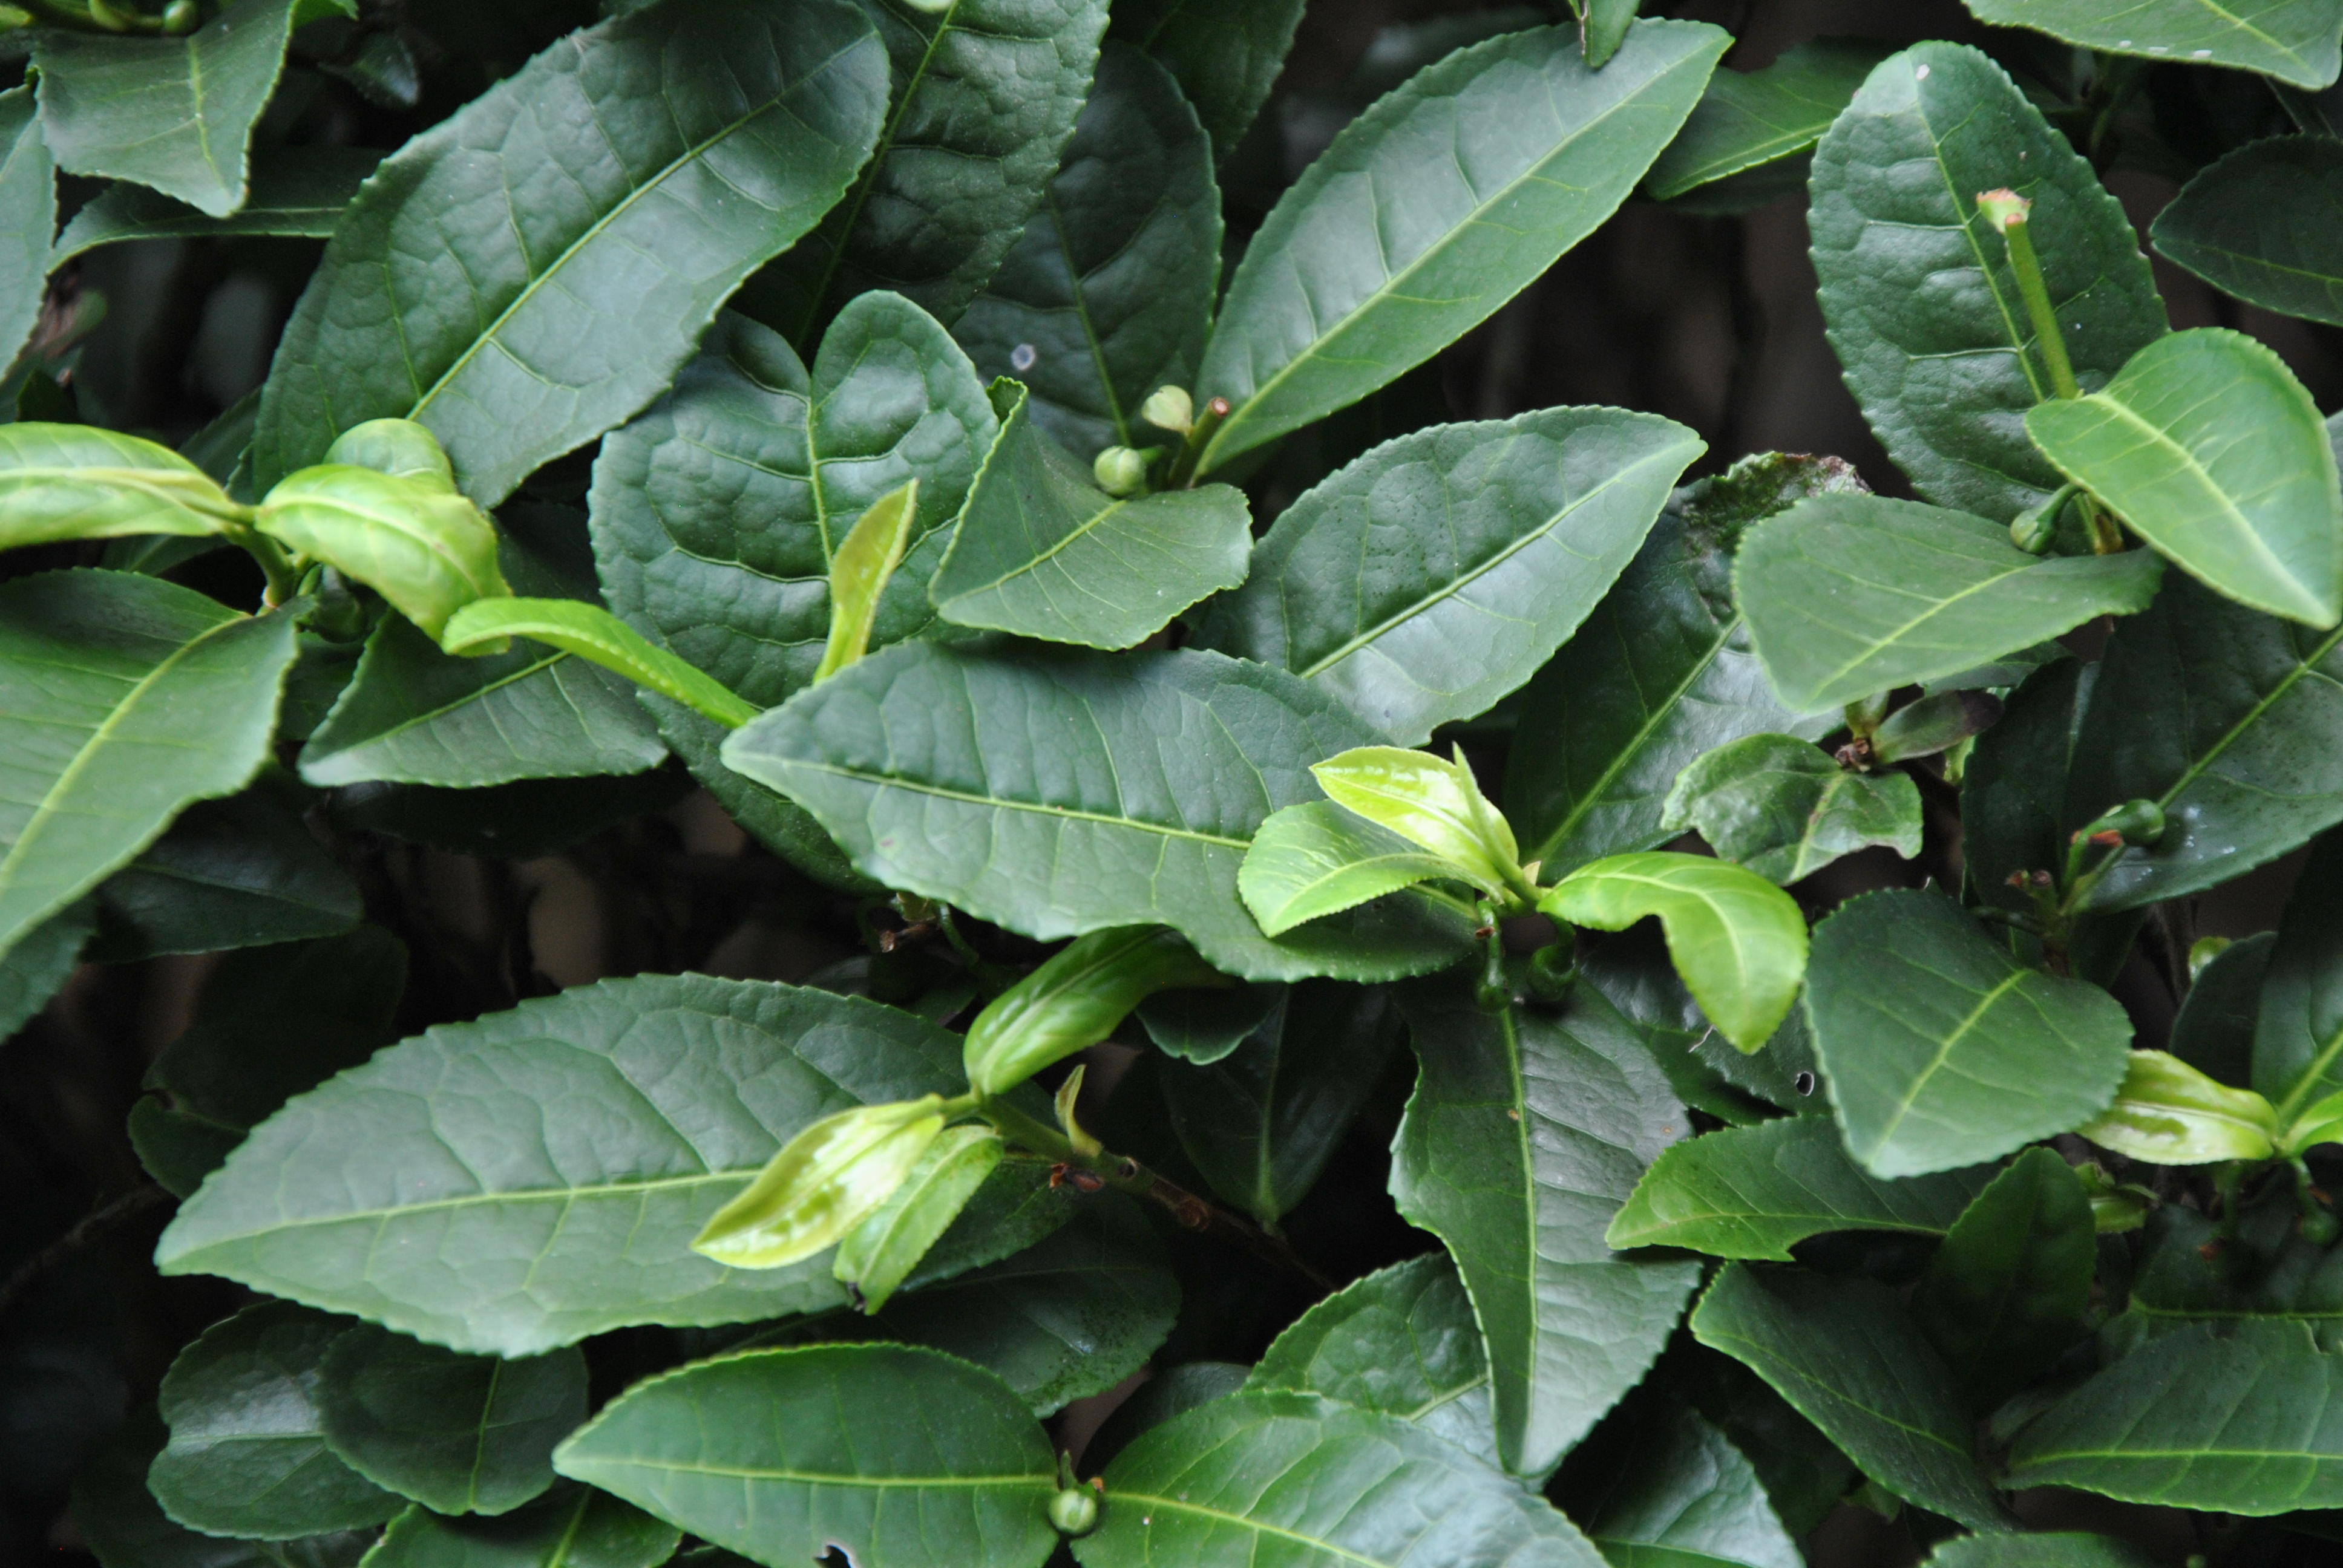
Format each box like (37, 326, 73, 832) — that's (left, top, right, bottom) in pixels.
(6, 1, 2343, 1566)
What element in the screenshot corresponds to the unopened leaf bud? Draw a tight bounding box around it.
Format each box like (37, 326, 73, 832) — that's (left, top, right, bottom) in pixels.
(1050, 1485, 1101, 1535)
(162, 0, 200, 32)
(2079, 798, 2166, 848)
(1093, 445, 1148, 497)
(2009, 498, 2057, 554)
(0, 5, 34, 31)
(1140, 384, 1193, 434)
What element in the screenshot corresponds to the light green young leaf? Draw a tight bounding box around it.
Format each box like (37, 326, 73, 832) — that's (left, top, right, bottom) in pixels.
(2076, 1050, 2281, 1164)
(0, 571, 296, 962)
(812, 480, 919, 682)
(1194, 20, 1727, 472)
(1539, 851, 1807, 1051)
(962, 925, 1222, 1096)
(441, 597, 759, 729)
(2152, 136, 2343, 327)
(1912, 1148, 2096, 1408)
(928, 385, 1251, 650)
(1239, 801, 1467, 936)
(0, 423, 248, 551)
(1964, 0, 2343, 90)
(0, 86, 56, 380)
(1662, 733, 1921, 884)
(834, 1124, 1003, 1313)
(32, 0, 321, 217)
(692, 1096, 946, 1270)
(1607, 1116, 1993, 1259)
(1311, 746, 1526, 901)
(1557, 1398, 1803, 1568)
(1391, 981, 1701, 1477)
(1735, 494, 2164, 710)
(1194, 407, 1703, 745)
(1806, 890, 2134, 1177)
(1107, 0, 1305, 165)
(554, 1344, 1059, 1568)
(259, 468, 507, 642)
(50, 147, 382, 265)
(2029, 328, 2343, 626)
(252, 0, 890, 505)
(363, 1485, 680, 1568)
(1647, 39, 1890, 200)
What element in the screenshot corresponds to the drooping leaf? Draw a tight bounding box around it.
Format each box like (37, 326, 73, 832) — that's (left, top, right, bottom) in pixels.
(1193, 20, 1727, 473)
(316, 1327, 586, 1516)
(1662, 733, 1921, 884)
(1159, 979, 1401, 1224)
(721, 640, 1477, 981)
(928, 383, 1251, 649)
(1078, 1391, 1608, 1568)
(0, 424, 247, 552)
(1195, 407, 1702, 745)
(1238, 802, 1466, 937)
(90, 785, 362, 961)
(73, 1406, 378, 1568)
(2076, 1050, 2281, 1165)
(1107, 0, 1305, 164)
(1691, 1266, 2008, 1530)
(1390, 981, 1702, 1478)
(953, 44, 1220, 460)
(149, 1302, 403, 1540)
(2152, 136, 2343, 327)
(590, 301, 995, 710)
(1646, 39, 1890, 201)
(1805, 889, 2134, 1177)
(251, 0, 891, 506)
(2007, 1319, 2343, 1511)
(0, 901, 90, 1043)
(1245, 1252, 1497, 1469)
(0, 571, 297, 962)
(1735, 494, 2164, 710)
(2256, 831, 2343, 1122)
(154, 976, 991, 1355)
(440, 598, 758, 728)
(749, 0, 1109, 346)
(50, 148, 382, 265)
(961, 925, 1223, 1095)
(1964, 0, 2343, 90)
(1607, 1116, 1993, 1260)
(0, 87, 54, 377)
(32, 0, 318, 218)
(2030, 328, 2342, 626)
(553, 1343, 1060, 1568)
(1808, 42, 2168, 521)
(1554, 1397, 1802, 1568)
(361, 1485, 680, 1568)
(1911, 1148, 2095, 1408)
(1505, 452, 1855, 877)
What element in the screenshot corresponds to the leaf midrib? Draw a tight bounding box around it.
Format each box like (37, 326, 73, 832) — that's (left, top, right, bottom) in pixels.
(1102, 1491, 1403, 1568)
(1861, 967, 2030, 1159)
(568, 1457, 1046, 1490)
(773, 757, 1253, 849)
(173, 1169, 746, 1250)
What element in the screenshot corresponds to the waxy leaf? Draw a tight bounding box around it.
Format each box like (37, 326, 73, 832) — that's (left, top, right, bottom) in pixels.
(0, 903, 91, 1043)
(1391, 982, 1701, 1477)
(1245, 1252, 1496, 1468)
(1662, 733, 1921, 884)
(0, 424, 246, 551)
(1647, 39, 1890, 200)
(1194, 20, 1727, 472)
(155, 976, 985, 1354)
(1238, 802, 1465, 936)
(2008, 1320, 2343, 1511)
(1108, 0, 1305, 163)
(0, 572, 296, 962)
(1311, 745, 1523, 899)
(2256, 831, 2343, 1122)
(316, 1327, 586, 1516)
(441, 598, 757, 729)
(1806, 890, 2134, 1177)
(1965, 0, 2343, 90)
(258, 467, 506, 643)
(93, 786, 362, 961)
(1196, 407, 1700, 745)
(928, 384, 1251, 649)
(73, 1406, 378, 1568)
(1607, 1116, 1993, 1260)
(1809, 43, 2167, 521)
(954, 44, 1219, 460)
(1912, 1148, 2095, 1408)
(1540, 852, 1807, 1051)
(51, 147, 382, 264)
(364, 1485, 680, 1568)
(554, 1344, 1059, 1568)
(1735, 494, 2163, 710)
(33, 0, 318, 217)
(2152, 136, 2343, 327)
(834, 1124, 1002, 1313)
(1078, 1391, 1607, 1568)
(721, 640, 1477, 981)
(1556, 1398, 1802, 1568)
(150, 1302, 403, 1540)
(2030, 328, 2342, 626)
(252, 0, 890, 505)
(1691, 1266, 2007, 1530)
(961, 925, 1222, 1096)
(0, 87, 54, 377)
(2076, 1050, 2281, 1164)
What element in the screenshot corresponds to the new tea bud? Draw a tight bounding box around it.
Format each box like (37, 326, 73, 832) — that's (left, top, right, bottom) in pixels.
(1050, 1485, 1101, 1535)
(1140, 384, 1193, 434)
(2081, 798, 2167, 848)
(1093, 445, 1148, 497)
(2009, 498, 2057, 554)
(162, 0, 200, 31)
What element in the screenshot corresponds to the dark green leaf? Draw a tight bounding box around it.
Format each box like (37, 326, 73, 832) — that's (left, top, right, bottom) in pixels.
(150, 1302, 403, 1539)
(73, 1406, 377, 1568)
(1194, 20, 1726, 473)
(1809, 42, 2167, 521)
(1662, 733, 1921, 883)
(91, 785, 361, 961)
(1735, 495, 2163, 710)
(1659, 1349, 1855, 1537)
(553, 1343, 1059, 1568)
(1245, 1252, 1497, 1469)
(1108, 0, 1305, 164)
(33, 0, 312, 217)
(2152, 136, 2343, 326)
(1084, 1362, 1250, 1471)
(154, 976, 980, 1355)
(721, 640, 1476, 981)
(324, 768, 690, 862)
(1391, 982, 1702, 1477)
(590, 301, 996, 711)
(2105, 1200, 2343, 1354)
(2256, 831, 2343, 1123)
(0, 570, 298, 962)
(1579, 924, 1817, 1125)
(1195, 407, 1702, 745)
(2173, 929, 2274, 1086)
(50, 148, 382, 266)
(1964, 0, 2343, 90)
(929, 383, 1251, 648)
(1607, 1116, 1993, 1259)
(0, 87, 56, 376)
(1921, 1535, 2160, 1568)
(1912, 1147, 2095, 1408)
(749, 0, 1109, 345)
(360, 1485, 680, 1568)
(130, 1098, 249, 1200)
(1159, 979, 1400, 1223)
(1691, 1265, 2008, 1530)
(1136, 981, 1285, 1065)
(1647, 39, 1890, 201)
(648, 699, 876, 892)
(251, 0, 890, 506)
(0, 900, 91, 1042)
(2007, 1319, 2343, 1511)
(954, 44, 1219, 460)
(1078, 1391, 1607, 1568)
(1555, 1397, 1801, 1568)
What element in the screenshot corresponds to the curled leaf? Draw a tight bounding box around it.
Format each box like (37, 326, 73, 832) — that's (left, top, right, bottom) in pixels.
(814, 479, 917, 683)
(691, 1095, 947, 1269)
(2077, 1051, 2280, 1166)
(962, 925, 1223, 1096)
(1310, 746, 1525, 902)
(257, 465, 507, 639)
(439, 597, 759, 729)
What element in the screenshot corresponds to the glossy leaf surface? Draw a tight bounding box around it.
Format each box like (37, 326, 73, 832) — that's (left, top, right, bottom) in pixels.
(0, 87, 54, 376)
(1238, 801, 1464, 936)
(694, 1096, 946, 1269)
(2076, 1050, 2280, 1165)
(259, 469, 506, 643)
(1108, 0, 1305, 163)
(0, 423, 246, 551)
(1965, 0, 2343, 90)
(362, 1485, 680, 1568)
(1647, 39, 1889, 200)
(1911, 1148, 2095, 1408)
(441, 598, 757, 728)
(962, 924, 1221, 1095)
(1662, 733, 1921, 884)
(316, 1328, 585, 1515)
(1309, 745, 1522, 898)
(1558, 1398, 1802, 1568)
(834, 1124, 1002, 1313)
(2152, 136, 2343, 327)
(51, 147, 381, 264)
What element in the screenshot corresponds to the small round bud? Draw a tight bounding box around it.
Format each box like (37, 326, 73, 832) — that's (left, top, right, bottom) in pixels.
(2008, 499, 2057, 555)
(1049, 1486, 1101, 1536)
(0, 6, 34, 33)
(162, 0, 200, 32)
(1525, 942, 1575, 1003)
(2304, 1207, 2340, 1247)
(1140, 384, 1193, 434)
(1093, 445, 1148, 497)
(1975, 188, 2031, 232)
(1473, 975, 1512, 1014)
(2087, 798, 2166, 848)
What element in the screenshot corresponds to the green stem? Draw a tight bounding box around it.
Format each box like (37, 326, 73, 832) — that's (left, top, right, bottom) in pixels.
(229, 528, 301, 607)
(1999, 214, 2082, 402)
(1162, 397, 1228, 489)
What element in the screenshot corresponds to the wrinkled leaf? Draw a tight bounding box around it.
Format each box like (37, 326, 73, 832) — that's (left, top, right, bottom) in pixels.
(1662, 733, 1921, 883)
